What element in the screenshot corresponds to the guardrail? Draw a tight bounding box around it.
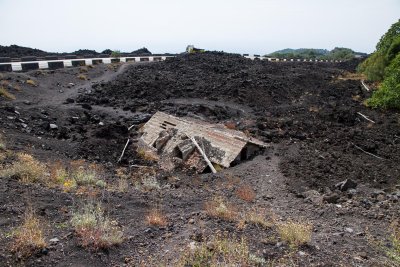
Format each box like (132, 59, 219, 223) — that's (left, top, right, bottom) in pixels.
(0, 54, 343, 72)
(0, 56, 174, 72)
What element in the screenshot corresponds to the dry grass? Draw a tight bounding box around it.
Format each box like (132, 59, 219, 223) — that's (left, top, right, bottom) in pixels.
(177, 233, 265, 266)
(204, 197, 238, 221)
(137, 147, 159, 161)
(0, 86, 16, 100)
(77, 74, 87, 80)
(71, 203, 123, 250)
(26, 79, 37, 86)
(225, 122, 236, 129)
(71, 162, 106, 188)
(386, 220, 400, 264)
(0, 153, 47, 183)
(368, 220, 400, 265)
(79, 66, 88, 73)
(146, 208, 168, 227)
(235, 184, 256, 202)
(0, 134, 5, 151)
(243, 207, 273, 229)
(11, 210, 47, 258)
(277, 220, 313, 249)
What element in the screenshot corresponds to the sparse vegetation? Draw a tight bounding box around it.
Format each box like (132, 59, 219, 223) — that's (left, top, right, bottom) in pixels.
(77, 74, 87, 80)
(0, 153, 46, 183)
(243, 207, 273, 229)
(26, 79, 37, 86)
(369, 220, 400, 265)
(0, 86, 16, 100)
(204, 197, 237, 221)
(235, 184, 256, 202)
(11, 210, 47, 258)
(277, 220, 313, 249)
(177, 234, 265, 266)
(0, 134, 5, 150)
(146, 208, 167, 227)
(71, 203, 123, 250)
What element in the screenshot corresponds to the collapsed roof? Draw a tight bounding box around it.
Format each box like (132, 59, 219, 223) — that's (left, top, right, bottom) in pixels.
(139, 112, 268, 172)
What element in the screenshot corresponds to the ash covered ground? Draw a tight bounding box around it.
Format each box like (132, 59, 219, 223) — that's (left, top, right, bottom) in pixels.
(0, 52, 399, 266)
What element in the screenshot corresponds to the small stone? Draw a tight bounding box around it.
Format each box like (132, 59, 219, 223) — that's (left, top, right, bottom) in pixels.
(188, 218, 195, 224)
(98, 122, 104, 126)
(323, 193, 340, 204)
(49, 124, 58, 129)
(21, 123, 27, 128)
(298, 251, 306, 256)
(345, 227, 354, 233)
(49, 238, 60, 243)
(23, 100, 31, 105)
(335, 179, 357, 191)
(189, 241, 196, 250)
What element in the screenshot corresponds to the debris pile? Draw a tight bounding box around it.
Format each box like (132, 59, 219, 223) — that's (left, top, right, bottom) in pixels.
(139, 112, 267, 173)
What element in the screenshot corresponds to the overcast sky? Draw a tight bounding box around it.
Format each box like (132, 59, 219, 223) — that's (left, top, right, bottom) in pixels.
(0, 0, 399, 55)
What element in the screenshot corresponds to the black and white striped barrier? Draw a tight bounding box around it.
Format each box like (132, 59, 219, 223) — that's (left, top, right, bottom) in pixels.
(0, 54, 343, 72)
(0, 56, 173, 72)
(243, 55, 342, 63)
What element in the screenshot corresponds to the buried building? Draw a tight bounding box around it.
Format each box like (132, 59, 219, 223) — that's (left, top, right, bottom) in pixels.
(138, 112, 268, 173)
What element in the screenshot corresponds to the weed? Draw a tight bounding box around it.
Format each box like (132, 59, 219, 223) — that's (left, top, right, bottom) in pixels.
(72, 165, 105, 188)
(71, 203, 123, 250)
(0, 153, 46, 183)
(277, 219, 313, 249)
(244, 207, 273, 229)
(146, 208, 167, 227)
(386, 220, 400, 263)
(0, 86, 16, 100)
(79, 66, 88, 73)
(0, 134, 5, 150)
(235, 184, 256, 202)
(204, 197, 237, 221)
(137, 147, 158, 161)
(11, 210, 47, 258)
(177, 233, 264, 266)
(368, 220, 400, 265)
(26, 79, 37, 86)
(77, 74, 87, 80)
(49, 161, 69, 185)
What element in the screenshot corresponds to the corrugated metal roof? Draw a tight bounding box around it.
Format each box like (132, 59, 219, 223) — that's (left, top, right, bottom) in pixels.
(140, 112, 267, 168)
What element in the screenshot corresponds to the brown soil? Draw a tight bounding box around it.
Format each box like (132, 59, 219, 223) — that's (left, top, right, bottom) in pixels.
(0, 53, 399, 266)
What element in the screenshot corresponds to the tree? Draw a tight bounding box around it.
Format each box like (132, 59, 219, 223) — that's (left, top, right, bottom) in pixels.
(111, 50, 121, 58)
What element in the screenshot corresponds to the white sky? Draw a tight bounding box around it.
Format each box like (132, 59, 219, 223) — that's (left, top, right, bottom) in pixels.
(0, 0, 399, 54)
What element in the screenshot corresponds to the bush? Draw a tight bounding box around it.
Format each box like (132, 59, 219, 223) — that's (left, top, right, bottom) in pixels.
(111, 50, 121, 58)
(26, 79, 37, 86)
(204, 197, 237, 221)
(0, 153, 47, 183)
(71, 203, 123, 250)
(0, 86, 16, 100)
(277, 220, 313, 249)
(177, 234, 265, 266)
(11, 210, 47, 258)
(367, 53, 400, 109)
(235, 184, 256, 202)
(146, 208, 167, 227)
(358, 52, 388, 82)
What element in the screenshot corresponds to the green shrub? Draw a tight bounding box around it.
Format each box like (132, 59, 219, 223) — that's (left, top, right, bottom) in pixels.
(71, 203, 123, 249)
(367, 53, 400, 109)
(358, 52, 388, 82)
(111, 50, 121, 58)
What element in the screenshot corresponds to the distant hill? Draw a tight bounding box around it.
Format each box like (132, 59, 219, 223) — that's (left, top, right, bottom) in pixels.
(267, 47, 367, 60)
(0, 45, 154, 58)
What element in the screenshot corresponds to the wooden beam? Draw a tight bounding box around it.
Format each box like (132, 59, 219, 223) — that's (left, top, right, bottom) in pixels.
(190, 136, 217, 173)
